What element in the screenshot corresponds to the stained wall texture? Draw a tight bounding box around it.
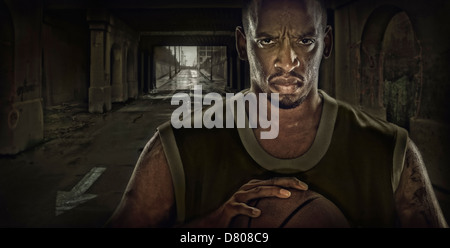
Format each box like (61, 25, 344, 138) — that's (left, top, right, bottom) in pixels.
(329, 0, 450, 215)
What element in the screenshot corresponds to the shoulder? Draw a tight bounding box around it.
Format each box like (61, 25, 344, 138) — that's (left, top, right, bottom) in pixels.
(336, 99, 396, 130)
(331, 97, 408, 147)
(318, 90, 396, 132)
(106, 130, 176, 227)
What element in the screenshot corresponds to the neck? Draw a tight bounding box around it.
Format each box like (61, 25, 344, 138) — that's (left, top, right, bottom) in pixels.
(250, 87, 323, 159)
(277, 88, 322, 128)
(256, 87, 323, 131)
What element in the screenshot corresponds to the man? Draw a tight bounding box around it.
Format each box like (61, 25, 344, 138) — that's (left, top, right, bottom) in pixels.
(106, 0, 448, 227)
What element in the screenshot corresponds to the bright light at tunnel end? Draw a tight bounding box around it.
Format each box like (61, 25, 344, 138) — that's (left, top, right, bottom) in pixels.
(170, 85, 280, 140)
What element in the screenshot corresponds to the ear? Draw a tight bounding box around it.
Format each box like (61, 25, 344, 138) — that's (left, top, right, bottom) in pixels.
(235, 26, 248, 61)
(323, 25, 333, 59)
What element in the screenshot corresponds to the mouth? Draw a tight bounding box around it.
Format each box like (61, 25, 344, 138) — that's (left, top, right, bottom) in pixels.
(269, 77, 304, 94)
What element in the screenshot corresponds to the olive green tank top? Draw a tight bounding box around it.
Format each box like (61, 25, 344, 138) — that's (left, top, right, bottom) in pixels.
(157, 90, 408, 227)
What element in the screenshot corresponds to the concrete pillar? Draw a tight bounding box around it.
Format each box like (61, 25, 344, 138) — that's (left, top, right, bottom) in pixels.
(150, 47, 156, 90)
(111, 43, 124, 102)
(88, 10, 111, 113)
(143, 51, 149, 93)
(138, 51, 144, 95)
(127, 45, 138, 99)
(104, 21, 111, 94)
(1, 99, 44, 155)
(122, 43, 129, 101)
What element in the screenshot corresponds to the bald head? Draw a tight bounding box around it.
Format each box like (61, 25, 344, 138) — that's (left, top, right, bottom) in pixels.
(242, 0, 328, 34)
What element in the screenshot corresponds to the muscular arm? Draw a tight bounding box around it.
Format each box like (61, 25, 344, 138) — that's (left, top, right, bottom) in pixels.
(394, 138, 448, 228)
(106, 131, 176, 227)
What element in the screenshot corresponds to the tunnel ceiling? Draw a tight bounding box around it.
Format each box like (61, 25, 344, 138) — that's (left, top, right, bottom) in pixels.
(44, 0, 243, 48)
(44, 0, 243, 32)
(112, 8, 242, 32)
(43, 0, 351, 48)
(43, 0, 353, 31)
(112, 6, 242, 48)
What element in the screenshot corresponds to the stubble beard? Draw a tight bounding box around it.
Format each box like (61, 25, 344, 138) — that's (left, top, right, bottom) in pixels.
(252, 80, 309, 110)
(252, 77, 310, 110)
(275, 93, 308, 109)
(249, 59, 310, 110)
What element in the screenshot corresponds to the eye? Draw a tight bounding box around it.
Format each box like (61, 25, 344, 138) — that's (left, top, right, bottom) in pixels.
(297, 38, 315, 45)
(257, 38, 276, 47)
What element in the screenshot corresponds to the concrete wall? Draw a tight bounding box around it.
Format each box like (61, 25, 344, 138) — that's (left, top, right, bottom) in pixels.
(0, 1, 142, 153)
(331, 0, 450, 219)
(87, 8, 139, 111)
(333, 0, 450, 121)
(109, 15, 139, 103)
(198, 46, 227, 80)
(212, 58, 227, 80)
(153, 46, 179, 87)
(42, 13, 89, 106)
(155, 63, 176, 79)
(0, 0, 43, 155)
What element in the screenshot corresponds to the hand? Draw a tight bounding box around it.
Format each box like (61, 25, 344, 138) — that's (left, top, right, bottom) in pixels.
(195, 177, 308, 227)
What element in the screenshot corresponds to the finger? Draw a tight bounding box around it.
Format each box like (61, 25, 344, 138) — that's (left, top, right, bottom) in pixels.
(241, 177, 308, 191)
(229, 202, 261, 218)
(234, 186, 292, 203)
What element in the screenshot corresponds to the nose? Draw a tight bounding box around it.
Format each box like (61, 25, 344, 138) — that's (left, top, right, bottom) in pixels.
(274, 39, 300, 72)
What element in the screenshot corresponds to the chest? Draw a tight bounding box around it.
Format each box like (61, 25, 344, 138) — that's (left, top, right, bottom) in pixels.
(254, 124, 318, 159)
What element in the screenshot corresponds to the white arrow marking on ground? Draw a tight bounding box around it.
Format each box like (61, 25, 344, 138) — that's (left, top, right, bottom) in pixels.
(55, 167, 106, 216)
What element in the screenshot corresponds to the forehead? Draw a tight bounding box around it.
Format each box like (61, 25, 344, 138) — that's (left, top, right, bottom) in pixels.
(250, 0, 323, 35)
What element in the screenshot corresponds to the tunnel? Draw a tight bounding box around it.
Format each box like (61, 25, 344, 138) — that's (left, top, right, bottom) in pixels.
(83, 2, 250, 112)
(0, 0, 449, 230)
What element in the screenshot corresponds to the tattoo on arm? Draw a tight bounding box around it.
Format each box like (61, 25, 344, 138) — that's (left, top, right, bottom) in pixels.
(394, 138, 448, 228)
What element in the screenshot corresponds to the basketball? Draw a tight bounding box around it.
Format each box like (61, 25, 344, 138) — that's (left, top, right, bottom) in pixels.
(229, 189, 350, 228)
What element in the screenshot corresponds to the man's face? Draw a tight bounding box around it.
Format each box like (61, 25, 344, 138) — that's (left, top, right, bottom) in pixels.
(238, 0, 331, 109)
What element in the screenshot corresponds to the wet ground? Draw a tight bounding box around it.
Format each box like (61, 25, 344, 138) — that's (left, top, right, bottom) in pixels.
(0, 69, 229, 228)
